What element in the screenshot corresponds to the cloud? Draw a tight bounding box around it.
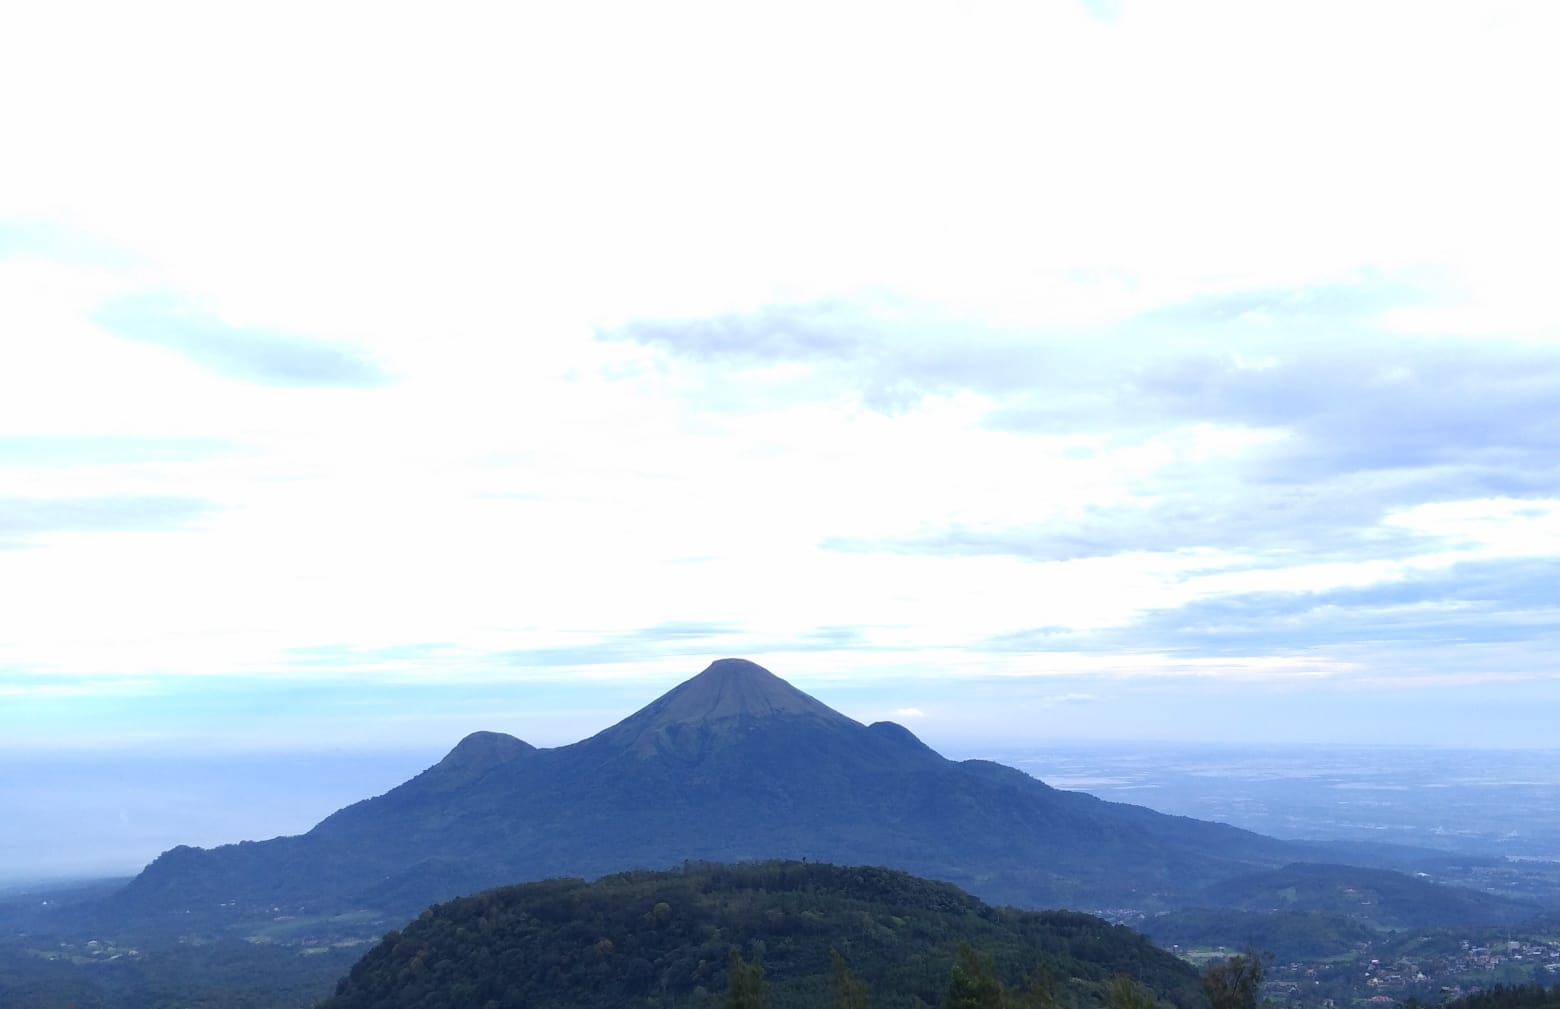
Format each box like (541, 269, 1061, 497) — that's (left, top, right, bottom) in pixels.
(1139, 272, 1443, 328)
(0, 435, 240, 467)
(600, 296, 1091, 412)
(0, 0, 1555, 757)
(821, 493, 1419, 564)
(92, 291, 391, 388)
(1036, 692, 1096, 709)
(0, 217, 136, 268)
(0, 496, 216, 539)
(606, 284, 1560, 512)
(894, 707, 925, 719)
(766, 291, 1560, 576)
(285, 642, 463, 670)
(605, 301, 867, 363)
(594, 286, 1560, 704)
(1107, 345, 1560, 490)
(501, 622, 746, 669)
(983, 555, 1560, 674)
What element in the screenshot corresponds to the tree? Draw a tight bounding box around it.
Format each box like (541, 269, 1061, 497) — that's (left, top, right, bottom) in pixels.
(1108, 975, 1157, 1009)
(831, 949, 872, 1009)
(944, 942, 1006, 1009)
(726, 946, 769, 1009)
(1201, 953, 1265, 1009)
(1014, 962, 1059, 1009)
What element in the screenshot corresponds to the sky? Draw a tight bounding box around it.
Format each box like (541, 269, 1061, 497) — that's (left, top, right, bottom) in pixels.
(4, 0, 1560, 815)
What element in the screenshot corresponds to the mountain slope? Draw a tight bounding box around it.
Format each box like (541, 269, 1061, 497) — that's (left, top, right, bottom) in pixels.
(110, 659, 1401, 923)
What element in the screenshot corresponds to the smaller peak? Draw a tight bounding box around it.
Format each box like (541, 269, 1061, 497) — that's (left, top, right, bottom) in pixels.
(431, 731, 534, 777)
(867, 720, 939, 757)
(452, 729, 534, 752)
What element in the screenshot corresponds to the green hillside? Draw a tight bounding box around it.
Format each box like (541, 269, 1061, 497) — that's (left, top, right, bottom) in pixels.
(320, 861, 1207, 1009)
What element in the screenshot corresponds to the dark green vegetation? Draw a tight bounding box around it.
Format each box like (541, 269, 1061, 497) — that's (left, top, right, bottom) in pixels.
(1436, 984, 1560, 1009)
(1201, 954, 1264, 1009)
(319, 861, 1206, 1009)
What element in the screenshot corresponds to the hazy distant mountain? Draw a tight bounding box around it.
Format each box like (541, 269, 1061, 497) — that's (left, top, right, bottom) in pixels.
(110, 659, 1431, 925)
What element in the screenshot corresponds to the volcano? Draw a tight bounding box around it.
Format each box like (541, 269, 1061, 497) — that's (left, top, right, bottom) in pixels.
(115, 659, 1360, 921)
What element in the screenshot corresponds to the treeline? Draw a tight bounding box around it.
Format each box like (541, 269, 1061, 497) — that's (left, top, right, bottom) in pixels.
(721, 942, 1265, 1009)
(319, 861, 1208, 1009)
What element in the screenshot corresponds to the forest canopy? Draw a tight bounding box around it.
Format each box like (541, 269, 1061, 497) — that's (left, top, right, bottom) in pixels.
(319, 861, 1207, 1009)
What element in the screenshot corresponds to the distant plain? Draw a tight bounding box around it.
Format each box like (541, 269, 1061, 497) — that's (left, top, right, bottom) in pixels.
(981, 743, 1560, 860)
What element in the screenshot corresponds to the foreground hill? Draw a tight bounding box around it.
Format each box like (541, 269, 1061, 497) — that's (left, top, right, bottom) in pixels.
(110, 659, 1344, 926)
(320, 861, 1207, 1009)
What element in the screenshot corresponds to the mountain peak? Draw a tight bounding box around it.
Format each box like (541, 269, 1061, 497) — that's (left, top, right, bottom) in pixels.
(591, 658, 856, 756)
(667, 658, 835, 719)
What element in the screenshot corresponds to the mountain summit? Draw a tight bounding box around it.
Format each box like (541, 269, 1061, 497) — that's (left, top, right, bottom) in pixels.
(112, 658, 1399, 926)
(642, 657, 849, 723)
(591, 658, 854, 756)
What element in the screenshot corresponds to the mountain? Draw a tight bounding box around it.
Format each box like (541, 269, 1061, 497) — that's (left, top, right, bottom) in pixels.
(319, 861, 1208, 1009)
(106, 659, 1423, 928)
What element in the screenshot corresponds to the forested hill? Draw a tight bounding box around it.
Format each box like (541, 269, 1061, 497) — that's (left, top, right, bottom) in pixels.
(319, 861, 1205, 1009)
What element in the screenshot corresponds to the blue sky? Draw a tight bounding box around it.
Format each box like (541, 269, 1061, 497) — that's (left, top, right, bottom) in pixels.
(3, 0, 1560, 780)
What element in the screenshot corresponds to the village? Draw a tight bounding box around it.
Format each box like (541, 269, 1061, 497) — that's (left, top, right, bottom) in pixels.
(1264, 936, 1560, 1007)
